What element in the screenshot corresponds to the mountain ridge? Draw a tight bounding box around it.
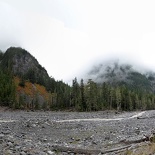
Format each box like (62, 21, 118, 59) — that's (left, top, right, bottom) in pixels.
(88, 61, 155, 93)
(1, 47, 50, 86)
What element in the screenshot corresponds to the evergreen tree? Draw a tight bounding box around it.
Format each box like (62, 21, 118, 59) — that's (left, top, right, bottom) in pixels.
(134, 94, 140, 110)
(109, 87, 114, 110)
(140, 95, 146, 110)
(0, 70, 16, 107)
(80, 79, 86, 111)
(85, 79, 98, 111)
(34, 93, 40, 110)
(101, 82, 109, 109)
(128, 91, 133, 111)
(71, 78, 81, 110)
(115, 87, 122, 111)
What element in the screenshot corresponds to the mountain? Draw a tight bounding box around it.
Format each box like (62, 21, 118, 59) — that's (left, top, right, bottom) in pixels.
(1, 47, 51, 88)
(0, 47, 71, 110)
(1, 47, 155, 111)
(88, 61, 155, 93)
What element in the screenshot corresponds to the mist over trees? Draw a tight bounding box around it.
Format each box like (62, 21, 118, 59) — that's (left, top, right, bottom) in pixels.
(1, 47, 155, 111)
(69, 77, 155, 111)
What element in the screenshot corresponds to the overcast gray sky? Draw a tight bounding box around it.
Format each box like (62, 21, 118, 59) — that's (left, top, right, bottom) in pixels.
(1, 0, 155, 82)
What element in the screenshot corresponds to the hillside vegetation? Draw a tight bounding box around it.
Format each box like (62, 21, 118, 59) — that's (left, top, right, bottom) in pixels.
(0, 47, 71, 110)
(1, 47, 155, 111)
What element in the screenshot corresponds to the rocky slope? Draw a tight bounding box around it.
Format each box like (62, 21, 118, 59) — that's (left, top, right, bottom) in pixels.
(0, 47, 49, 85)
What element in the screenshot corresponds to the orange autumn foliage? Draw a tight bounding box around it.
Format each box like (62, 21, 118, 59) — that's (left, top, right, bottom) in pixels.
(14, 77, 50, 100)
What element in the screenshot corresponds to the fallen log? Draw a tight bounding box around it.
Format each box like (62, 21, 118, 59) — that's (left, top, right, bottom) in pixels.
(52, 135, 153, 155)
(137, 115, 155, 119)
(101, 145, 131, 154)
(120, 136, 149, 144)
(52, 145, 101, 155)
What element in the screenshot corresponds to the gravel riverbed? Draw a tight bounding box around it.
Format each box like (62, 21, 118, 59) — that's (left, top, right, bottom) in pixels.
(0, 109, 155, 155)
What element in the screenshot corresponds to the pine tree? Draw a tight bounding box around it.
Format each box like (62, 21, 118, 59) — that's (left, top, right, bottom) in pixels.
(80, 79, 86, 111)
(128, 91, 133, 111)
(135, 94, 140, 110)
(85, 79, 98, 111)
(109, 87, 114, 110)
(100, 82, 108, 109)
(0, 70, 16, 107)
(151, 96, 155, 109)
(71, 78, 81, 110)
(141, 95, 146, 110)
(115, 87, 122, 111)
(34, 93, 40, 110)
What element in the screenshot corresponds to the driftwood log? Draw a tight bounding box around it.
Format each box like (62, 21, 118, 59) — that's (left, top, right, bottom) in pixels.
(52, 145, 101, 155)
(101, 145, 131, 154)
(137, 115, 155, 119)
(120, 136, 149, 144)
(52, 144, 133, 154)
(52, 134, 154, 154)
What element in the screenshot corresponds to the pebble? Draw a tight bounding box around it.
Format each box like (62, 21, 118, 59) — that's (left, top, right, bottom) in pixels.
(47, 150, 55, 155)
(0, 133, 4, 138)
(20, 151, 27, 155)
(2, 130, 11, 134)
(7, 141, 13, 147)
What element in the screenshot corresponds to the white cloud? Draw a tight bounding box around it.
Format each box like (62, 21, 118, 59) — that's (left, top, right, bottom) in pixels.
(0, 1, 22, 49)
(1, 0, 155, 82)
(18, 12, 91, 81)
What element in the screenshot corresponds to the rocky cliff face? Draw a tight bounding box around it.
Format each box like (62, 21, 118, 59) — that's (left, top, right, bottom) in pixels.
(1, 47, 49, 82)
(0, 47, 55, 109)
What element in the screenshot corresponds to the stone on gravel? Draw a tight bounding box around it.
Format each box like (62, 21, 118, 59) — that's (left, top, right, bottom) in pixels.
(7, 141, 13, 147)
(47, 150, 55, 155)
(20, 151, 27, 155)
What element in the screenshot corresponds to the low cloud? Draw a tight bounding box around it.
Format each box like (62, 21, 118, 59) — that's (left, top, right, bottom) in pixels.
(1, 0, 155, 83)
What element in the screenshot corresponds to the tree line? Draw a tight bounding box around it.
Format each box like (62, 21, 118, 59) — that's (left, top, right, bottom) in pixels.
(0, 70, 16, 107)
(1, 71, 155, 111)
(68, 78, 155, 111)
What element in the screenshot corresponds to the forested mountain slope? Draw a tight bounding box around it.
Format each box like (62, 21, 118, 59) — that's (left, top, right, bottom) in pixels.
(69, 62, 155, 111)
(1, 47, 53, 91)
(0, 47, 71, 110)
(1, 47, 155, 111)
(88, 62, 155, 93)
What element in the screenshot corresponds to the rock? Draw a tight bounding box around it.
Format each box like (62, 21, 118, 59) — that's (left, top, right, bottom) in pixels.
(32, 124, 37, 127)
(2, 130, 11, 134)
(0, 139, 3, 144)
(20, 151, 27, 155)
(39, 152, 48, 155)
(47, 150, 55, 155)
(7, 142, 13, 147)
(0, 134, 4, 138)
(92, 141, 97, 145)
(43, 138, 48, 142)
(42, 125, 45, 128)
(149, 134, 155, 142)
(105, 135, 110, 140)
(4, 150, 13, 154)
(62, 152, 68, 155)
(135, 128, 140, 135)
(15, 145, 21, 150)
